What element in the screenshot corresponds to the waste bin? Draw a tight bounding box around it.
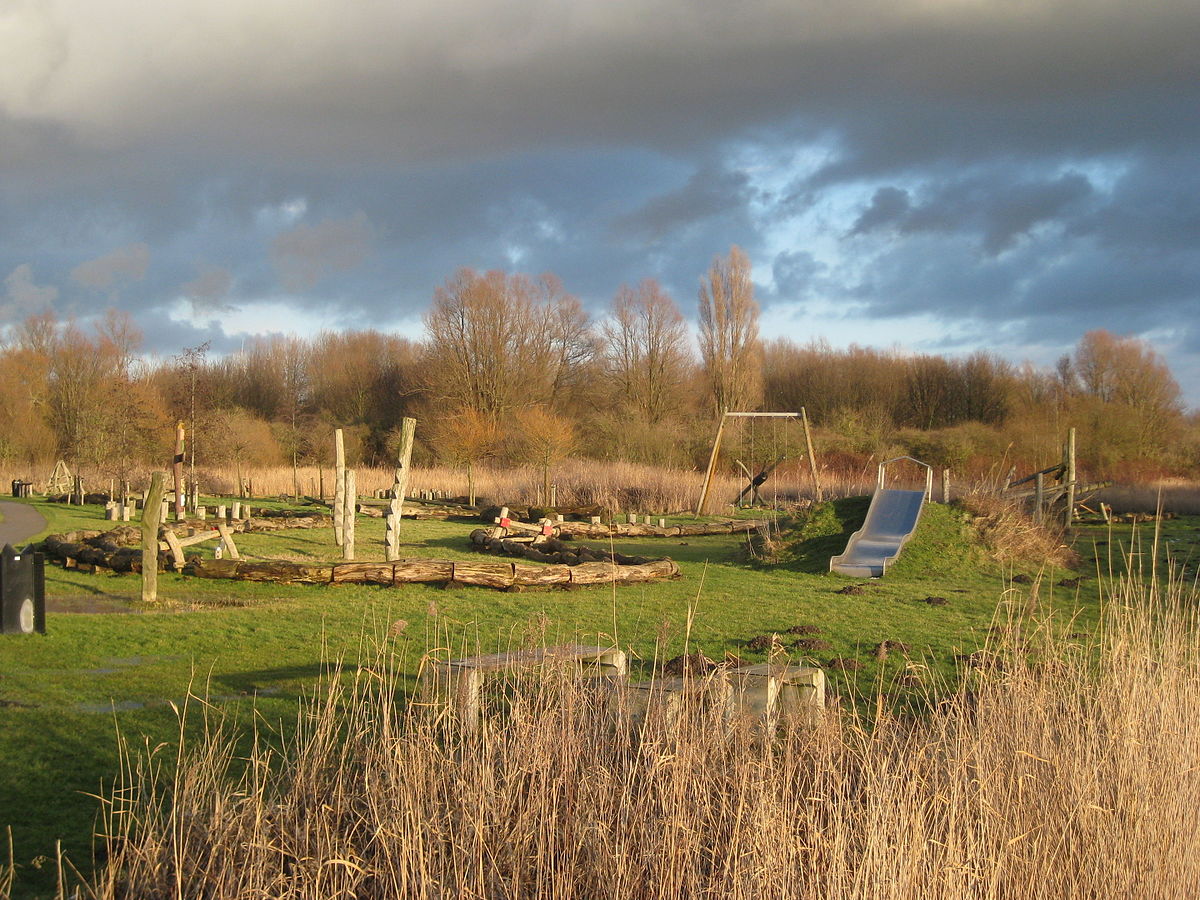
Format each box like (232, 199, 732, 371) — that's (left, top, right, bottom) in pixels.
(10, 480, 31, 498)
(0, 544, 45, 634)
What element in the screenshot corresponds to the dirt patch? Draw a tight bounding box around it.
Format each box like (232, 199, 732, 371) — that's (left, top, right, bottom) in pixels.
(786, 624, 821, 635)
(745, 634, 782, 652)
(834, 585, 865, 595)
(661, 652, 717, 676)
(47, 596, 146, 614)
(793, 638, 832, 652)
(826, 657, 864, 671)
(921, 596, 948, 606)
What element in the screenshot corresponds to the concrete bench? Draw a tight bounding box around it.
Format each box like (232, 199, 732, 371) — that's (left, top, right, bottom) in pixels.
(421, 644, 627, 728)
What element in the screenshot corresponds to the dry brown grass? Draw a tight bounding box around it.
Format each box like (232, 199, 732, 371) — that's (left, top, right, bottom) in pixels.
(35, 564, 1200, 900)
(1094, 482, 1200, 516)
(960, 493, 1080, 569)
(0, 458, 872, 514)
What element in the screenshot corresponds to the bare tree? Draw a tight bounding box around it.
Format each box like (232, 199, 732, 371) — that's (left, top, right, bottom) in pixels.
(698, 246, 762, 415)
(423, 268, 593, 419)
(516, 405, 575, 506)
(602, 279, 692, 424)
(429, 407, 499, 506)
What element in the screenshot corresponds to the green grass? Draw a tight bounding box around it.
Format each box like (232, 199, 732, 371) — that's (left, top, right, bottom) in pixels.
(0, 494, 1153, 897)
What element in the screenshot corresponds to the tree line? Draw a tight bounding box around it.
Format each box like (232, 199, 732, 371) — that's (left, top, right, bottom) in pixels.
(0, 247, 1191, 485)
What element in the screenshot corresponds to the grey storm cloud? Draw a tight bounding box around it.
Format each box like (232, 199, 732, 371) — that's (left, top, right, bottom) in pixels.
(269, 213, 374, 292)
(70, 243, 150, 291)
(1, 264, 58, 322)
(180, 265, 234, 315)
(1, 0, 1199, 395)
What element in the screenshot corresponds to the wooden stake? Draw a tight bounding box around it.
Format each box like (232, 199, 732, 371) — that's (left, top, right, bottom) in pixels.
(801, 407, 823, 503)
(141, 472, 166, 603)
(942, 468, 951, 503)
(1035, 472, 1045, 523)
(334, 428, 346, 547)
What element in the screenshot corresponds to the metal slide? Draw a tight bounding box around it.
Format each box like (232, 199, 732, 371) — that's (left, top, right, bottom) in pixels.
(830, 457, 931, 578)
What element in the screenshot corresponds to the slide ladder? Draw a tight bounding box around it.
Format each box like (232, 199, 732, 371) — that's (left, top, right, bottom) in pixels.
(830, 457, 932, 578)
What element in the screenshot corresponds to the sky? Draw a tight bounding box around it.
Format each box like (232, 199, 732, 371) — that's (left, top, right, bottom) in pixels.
(2, 0, 1199, 402)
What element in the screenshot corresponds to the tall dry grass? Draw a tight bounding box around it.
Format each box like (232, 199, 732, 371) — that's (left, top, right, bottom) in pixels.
(0, 458, 874, 514)
(26, 558, 1199, 900)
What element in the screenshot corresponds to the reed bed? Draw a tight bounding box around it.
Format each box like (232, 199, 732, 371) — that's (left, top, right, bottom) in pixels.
(32, 560, 1200, 900)
(0, 459, 876, 514)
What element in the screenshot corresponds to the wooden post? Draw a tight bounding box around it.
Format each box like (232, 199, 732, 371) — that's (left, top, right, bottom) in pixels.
(173, 421, 185, 522)
(334, 428, 346, 547)
(161, 529, 185, 572)
(141, 472, 166, 603)
(1035, 472, 1045, 523)
(1064, 427, 1076, 530)
(696, 414, 727, 516)
(801, 407, 823, 503)
(343, 469, 356, 561)
(941, 469, 950, 504)
(216, 522, 241, 560)
(386, 416, 417, 562)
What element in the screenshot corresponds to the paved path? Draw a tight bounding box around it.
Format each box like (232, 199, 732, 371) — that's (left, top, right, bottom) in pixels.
(0, 500, 47, 548)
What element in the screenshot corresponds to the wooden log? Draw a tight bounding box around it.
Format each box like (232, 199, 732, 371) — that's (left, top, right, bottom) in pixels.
(450, 561, 515, 589)
(237, 561, 335, 584)
(331, 562, 396, 585)
(393, 560, 455, 583)
(512, 563, 573, 586)
(182, 557, 242, 579)
(141, 473, 166, 602)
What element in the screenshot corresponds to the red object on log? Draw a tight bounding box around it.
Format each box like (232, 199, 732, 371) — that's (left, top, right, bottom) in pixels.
(499, 517, 512, 528)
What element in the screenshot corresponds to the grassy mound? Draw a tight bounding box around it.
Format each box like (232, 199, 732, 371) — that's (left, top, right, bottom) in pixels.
(759, 495, 1057, 578)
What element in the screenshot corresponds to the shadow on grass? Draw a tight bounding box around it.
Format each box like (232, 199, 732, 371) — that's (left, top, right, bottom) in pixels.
(767, 496, 870, 575)
(216, 663, 358, 697)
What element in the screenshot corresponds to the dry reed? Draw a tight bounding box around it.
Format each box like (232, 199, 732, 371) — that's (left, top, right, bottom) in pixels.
(32, 560, 1200, 900)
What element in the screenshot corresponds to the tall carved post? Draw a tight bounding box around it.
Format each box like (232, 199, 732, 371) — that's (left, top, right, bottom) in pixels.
(173, 422, 186, 522)
(333, 428, 346, 547)
(141, 472, 166, 603)
(343, 469, 356, 561)
(386, 417, 417, 562)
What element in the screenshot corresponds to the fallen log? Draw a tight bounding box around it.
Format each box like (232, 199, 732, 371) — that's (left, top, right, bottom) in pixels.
(553, 519, 761, 539)
(468, 529, 660, 566)
(183, 556, 678, 589)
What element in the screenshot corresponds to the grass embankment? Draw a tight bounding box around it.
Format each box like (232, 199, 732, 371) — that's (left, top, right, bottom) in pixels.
(0, 494, 1114, 897)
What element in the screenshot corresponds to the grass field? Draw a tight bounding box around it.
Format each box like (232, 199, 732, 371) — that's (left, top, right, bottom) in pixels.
(0, 493, 1181, 897)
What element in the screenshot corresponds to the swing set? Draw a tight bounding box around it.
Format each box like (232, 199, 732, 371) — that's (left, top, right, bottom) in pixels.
(696, 410, 824, 516)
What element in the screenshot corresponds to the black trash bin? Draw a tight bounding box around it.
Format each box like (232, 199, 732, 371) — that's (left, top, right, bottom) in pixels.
(10, 480, 31, 498)
(0, 543, 45, 634)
